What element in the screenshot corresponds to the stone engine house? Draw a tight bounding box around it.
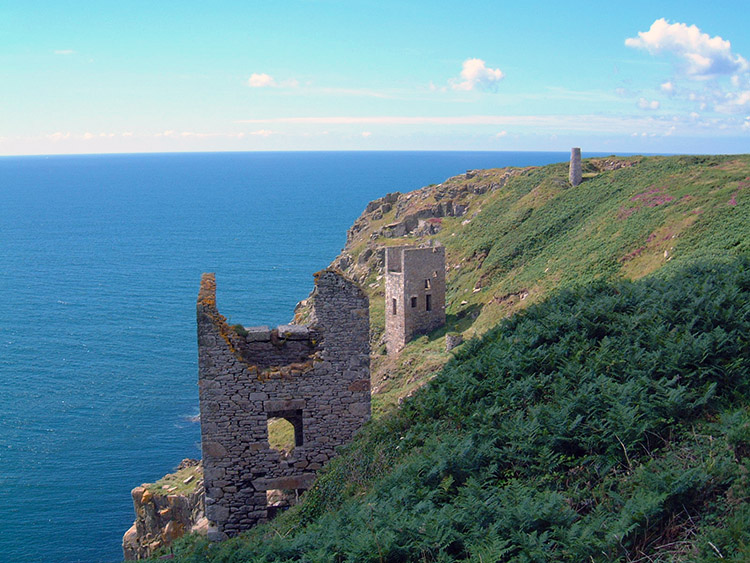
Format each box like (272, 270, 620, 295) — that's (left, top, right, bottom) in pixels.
(197, 269, 370, 539)
(385, 245, 446, 354)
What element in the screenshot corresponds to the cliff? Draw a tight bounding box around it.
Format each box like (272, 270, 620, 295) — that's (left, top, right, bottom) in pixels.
(311, 154, 750, 415)
(130, 154, 750, 561)
(122, 460, 207, 560)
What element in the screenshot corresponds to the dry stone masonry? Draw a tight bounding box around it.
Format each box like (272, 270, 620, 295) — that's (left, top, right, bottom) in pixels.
(197, 269, 370, 539)
(385, 245, 446, 355)
(569, 147, 582, 187)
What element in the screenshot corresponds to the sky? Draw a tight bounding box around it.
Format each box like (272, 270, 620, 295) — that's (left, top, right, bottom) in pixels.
(1, 0, 749, 155)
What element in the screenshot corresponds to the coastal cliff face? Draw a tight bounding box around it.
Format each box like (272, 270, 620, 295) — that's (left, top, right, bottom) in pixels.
(124, 154, 750, 559)
(123, 459, 207, 560)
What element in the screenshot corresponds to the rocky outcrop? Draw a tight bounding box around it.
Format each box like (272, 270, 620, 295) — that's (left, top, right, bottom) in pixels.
(336, 167, 523, 287)
(123, 459, 206, 560)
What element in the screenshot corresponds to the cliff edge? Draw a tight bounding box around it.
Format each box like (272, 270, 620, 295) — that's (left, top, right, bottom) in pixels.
(122, 459, 207, 560)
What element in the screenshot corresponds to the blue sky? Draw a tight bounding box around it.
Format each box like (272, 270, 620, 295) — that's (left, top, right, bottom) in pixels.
(2, 0, 748, 155)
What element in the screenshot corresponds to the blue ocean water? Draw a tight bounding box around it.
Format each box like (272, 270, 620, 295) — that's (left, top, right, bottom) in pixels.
(1, 151, 588, 562)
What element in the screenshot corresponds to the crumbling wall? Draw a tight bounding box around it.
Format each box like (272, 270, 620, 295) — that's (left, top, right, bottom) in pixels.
(385, 245, 446, 354)
(197, 269, 370, 539)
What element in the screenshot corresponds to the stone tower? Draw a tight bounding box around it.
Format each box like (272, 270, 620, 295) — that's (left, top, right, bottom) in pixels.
(197, 269, 370, 539)
(385, 245, 446, 355)
(569, 147, 582, 186)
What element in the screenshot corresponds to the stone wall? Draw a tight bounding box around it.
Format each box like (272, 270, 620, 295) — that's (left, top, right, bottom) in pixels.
(385, 245, 446, 354)
(197, 269, 370, 539)
(569, 147, 582, 187)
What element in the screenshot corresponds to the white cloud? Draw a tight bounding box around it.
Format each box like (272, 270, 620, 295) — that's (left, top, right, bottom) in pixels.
(450, 58, 505, 91)
(250, 129, 273, 137)
(248, 73, 277, 88)
(715, 90, 750, 113)
(361, 131, 372, 138)
(82, 132, 95, 140)
(661, 81, 675, 94)
(46, 132, 71, 141)
(638, 98, 660, 110)
(495, 131, 508, 138)
(53, 49, 75, 55)
(247, 73, 299, 88)
(625, 19, 748, 79)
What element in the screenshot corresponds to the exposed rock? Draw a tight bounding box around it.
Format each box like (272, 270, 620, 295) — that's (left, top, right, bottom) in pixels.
(446, 333, 464, 352)
(123, 460, 205, 560)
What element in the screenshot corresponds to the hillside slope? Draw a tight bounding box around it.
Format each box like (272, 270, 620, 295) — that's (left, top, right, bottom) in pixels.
(168, 256, 750, 562)
(155, 154, 750, 562)
(323, 154, 749, 413)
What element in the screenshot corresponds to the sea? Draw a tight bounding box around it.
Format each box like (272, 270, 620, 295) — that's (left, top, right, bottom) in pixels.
(0, 151, 598, 562)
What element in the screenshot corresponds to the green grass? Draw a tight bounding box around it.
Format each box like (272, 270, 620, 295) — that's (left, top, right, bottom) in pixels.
(147, 464, 202, 496)
(268, 418, 296, 454)
(158, 155, 750, 562)
(164, 256, 750, 562)
(347, 154, 750, 408)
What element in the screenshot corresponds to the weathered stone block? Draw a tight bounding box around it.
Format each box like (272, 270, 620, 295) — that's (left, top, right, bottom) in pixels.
(277, 324, 310, 340)
(203, 441, 228, 458)
(264, 399, 306, 412)
(245, 326, 271, 342)
(206, 504, 229, 523)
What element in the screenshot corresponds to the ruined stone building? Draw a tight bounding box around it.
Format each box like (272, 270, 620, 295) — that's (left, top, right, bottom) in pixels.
(385, 245, 446, 355)
(197, 269, 370, 539)
(569, 147, 582, 187)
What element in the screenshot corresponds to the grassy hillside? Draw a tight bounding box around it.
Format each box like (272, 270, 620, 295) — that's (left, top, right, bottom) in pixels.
(156, 154, 750, 561)
(334, 154, 750, 413)
(166, 256, 750, 562)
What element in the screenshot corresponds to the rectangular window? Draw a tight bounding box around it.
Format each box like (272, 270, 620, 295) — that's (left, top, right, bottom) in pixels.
(424, 279, 431, 289)
(392, 298, 397, 315)
(411, 296, 417, 308)
(426, 294, 432, 311)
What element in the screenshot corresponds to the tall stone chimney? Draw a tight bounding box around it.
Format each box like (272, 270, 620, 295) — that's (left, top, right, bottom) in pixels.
(569, 147, 582, 186)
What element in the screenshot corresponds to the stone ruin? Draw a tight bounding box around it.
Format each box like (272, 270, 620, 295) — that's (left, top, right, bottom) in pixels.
(197, 268, 370, 539)
(385, 245, 446, 355)
(569, 147, 582, 187)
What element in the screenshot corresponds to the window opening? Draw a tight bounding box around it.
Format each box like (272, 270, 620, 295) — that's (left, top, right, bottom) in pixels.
(426, 294, 432, 311)
(267, 409, 304, 456)
(424, 279, 431, 289)
(392, 298, 397, 315)
(410, 296, 417, 308)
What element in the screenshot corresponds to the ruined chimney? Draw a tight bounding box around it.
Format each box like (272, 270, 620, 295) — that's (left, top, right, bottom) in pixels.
(569, 147, 582, 187)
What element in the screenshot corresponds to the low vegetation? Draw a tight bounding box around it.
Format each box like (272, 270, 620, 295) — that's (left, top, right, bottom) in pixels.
(147, 463, 202, 497)
(155, 155, 750, 562)
(164, 256, 749, 561)
(350, 155, 750, 411)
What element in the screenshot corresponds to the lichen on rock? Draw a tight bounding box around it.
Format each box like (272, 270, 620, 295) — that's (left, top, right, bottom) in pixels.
(122, 459, 206, 560)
